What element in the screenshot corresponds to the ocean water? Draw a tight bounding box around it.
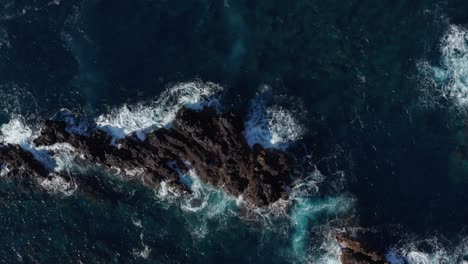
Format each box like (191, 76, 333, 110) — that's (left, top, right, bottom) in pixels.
(1, 0, 468, 263)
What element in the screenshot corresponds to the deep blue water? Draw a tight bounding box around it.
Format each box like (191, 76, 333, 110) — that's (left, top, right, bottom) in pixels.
(2, 0, 468, 263)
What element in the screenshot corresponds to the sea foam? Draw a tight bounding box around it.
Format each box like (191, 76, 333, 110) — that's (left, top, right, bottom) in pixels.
(40, 174, 77, 197)
(385, 236, 468, 264)
(0, 116, 32, 146)
(244, 85, 304, 149)
(419, 25, 468, 108)
(96, 81, 223, 141)
(0, 117, 78, 196)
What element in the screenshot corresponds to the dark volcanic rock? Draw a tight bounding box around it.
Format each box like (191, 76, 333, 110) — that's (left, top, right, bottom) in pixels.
(0, 144, 48, 178)
(33, 119, 185, 192)
(0, 144, 53, 193)
(336, 231, 389, 264)
(149, 107, 294, 206)
(31, 107, 296, 207)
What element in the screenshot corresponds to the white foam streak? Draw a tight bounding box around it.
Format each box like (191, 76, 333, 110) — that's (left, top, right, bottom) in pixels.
(96, 81, 223, 141)
(133, 245, 151, 259)
(154, 166, 237, 241)
(181, 170, 235, 216)
(133, 233, 151, 259)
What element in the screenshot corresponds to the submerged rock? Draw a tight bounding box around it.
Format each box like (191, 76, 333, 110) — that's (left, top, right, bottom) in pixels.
(1, 107, 297, 207)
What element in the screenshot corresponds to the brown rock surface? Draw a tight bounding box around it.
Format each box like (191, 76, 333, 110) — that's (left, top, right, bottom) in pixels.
(21, 106, 296, 206)
(336, 231, 389, 264)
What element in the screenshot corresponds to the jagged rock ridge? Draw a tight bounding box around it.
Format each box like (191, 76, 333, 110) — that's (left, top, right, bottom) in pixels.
(336, 230, 390, 264)
(0, 107, 297, 207)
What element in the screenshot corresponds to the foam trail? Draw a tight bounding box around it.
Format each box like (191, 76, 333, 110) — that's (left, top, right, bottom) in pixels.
(163, 162, 236, 217)
(96, 81, 223, 141)
(181, 170, 236, 215)
(244, 85, 304, 149)
(155, 164, 238, 240)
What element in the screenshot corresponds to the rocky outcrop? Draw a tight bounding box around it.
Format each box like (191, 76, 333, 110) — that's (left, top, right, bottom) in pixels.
(0, 144, 48, 178)
(148, 107, 295, 206)
(336, 231, 389, 264)
(1, 107, 296, 207)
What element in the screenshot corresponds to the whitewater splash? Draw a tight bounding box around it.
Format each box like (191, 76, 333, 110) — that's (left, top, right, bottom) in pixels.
(385, 236, 468, 264)
(0, 117, 78, 196)
(419, 25, 468, 109)
(40, 173, 77, 197)
(94, 82, 304, 150)
(0, 115, 32, 146)
(96, 81, 223, 141)
(161, 160, 237, 217)
(244, 85, 304, 149)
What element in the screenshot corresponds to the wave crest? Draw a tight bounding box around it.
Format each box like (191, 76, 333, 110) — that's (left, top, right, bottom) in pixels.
(96, 81, 223, 141)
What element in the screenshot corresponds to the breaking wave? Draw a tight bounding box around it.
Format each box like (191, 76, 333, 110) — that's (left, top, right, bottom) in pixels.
(244, 85, 304, 149)
(0, 115, 32, 146)
(96, 81, 223, 141)
(0, 117, 78, 196)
